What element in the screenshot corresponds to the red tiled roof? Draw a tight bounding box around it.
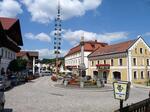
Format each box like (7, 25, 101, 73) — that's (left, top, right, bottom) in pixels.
(16, 52, 28, 57)
(89, 39, 136, 57)
(0, 17, 17, 30)
(16, 51, 39, 58)
(65, 40, 108, 57)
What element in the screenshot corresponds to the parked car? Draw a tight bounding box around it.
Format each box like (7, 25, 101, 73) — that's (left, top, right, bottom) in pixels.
(0, 91, 5, 111)
(3, 77, 12, 90)
(40, 71, 52, 76)
(0, 76, 11, 90)
(10, 75, 18, 86)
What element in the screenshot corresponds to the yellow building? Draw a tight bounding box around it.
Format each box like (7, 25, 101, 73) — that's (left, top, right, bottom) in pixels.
(88, 36, 150, 85)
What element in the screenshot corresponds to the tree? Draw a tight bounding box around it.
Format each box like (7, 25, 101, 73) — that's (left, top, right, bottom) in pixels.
(8, 59, 27, 72)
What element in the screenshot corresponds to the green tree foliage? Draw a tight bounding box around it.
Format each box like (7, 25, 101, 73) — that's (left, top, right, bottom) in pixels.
(8, 59, 27, 72)
(41, 57, 64, 64)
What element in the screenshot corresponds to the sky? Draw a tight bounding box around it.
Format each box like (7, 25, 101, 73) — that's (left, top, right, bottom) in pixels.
(0, 0, 150, 59)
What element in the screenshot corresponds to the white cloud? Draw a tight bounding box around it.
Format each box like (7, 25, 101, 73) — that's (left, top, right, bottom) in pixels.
(0, 0, 22, 17)
(97, 32, 129, 43)
(21, 0, 102, 23)
(62, 29, 129, 44)
(25, 32, 51, 42)
(144, 32, 150, 36)
(24, 48, 67, 59)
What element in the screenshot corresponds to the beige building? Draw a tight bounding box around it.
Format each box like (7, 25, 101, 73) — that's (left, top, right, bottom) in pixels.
(88, 36, 150, 84)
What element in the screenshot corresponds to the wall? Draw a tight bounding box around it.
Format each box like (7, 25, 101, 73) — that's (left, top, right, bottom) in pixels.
(0, 47, 16, 72)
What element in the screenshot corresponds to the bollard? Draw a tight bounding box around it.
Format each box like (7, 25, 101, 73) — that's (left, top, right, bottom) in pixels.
(80, 81, 84, 88)
(64, 80, 68, 87)
(97, 79, 101, 87)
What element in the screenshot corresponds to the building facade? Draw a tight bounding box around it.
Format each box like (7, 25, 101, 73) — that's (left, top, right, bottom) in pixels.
(16, 51, 39, 74)
(88, 37, 150, 84)
(65, 40, 107, 75)
(0, 17, 23, 73)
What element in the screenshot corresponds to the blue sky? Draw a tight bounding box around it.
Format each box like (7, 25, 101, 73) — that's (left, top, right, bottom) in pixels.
(0, 0, 150, 59)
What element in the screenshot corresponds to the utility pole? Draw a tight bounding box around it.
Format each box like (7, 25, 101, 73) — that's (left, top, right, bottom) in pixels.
(54, 0, 62, 76)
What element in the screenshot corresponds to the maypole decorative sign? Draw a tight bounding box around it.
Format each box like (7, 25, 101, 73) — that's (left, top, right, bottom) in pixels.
(113, 81, 131, 110)
(113, 81, 130, 100)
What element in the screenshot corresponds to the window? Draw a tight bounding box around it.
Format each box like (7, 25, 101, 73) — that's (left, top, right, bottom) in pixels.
(147, 59, 149, 66)
(5, 50, 7, 58)
(140, 48, 143, 54)
(134, 71, 137, 79)
(111, 59, 114, 66)
(133, 58, 137, 66)
(92, 61, 94, 66)
(135, 48, 137, 54)
(97, 60, 99, 64)
(145, 49, 147, 54)
(141, 71, 144, 79)
(148, 71, 150, 78)
(104, 60, 106, 64)
(119, 59, 123, 66)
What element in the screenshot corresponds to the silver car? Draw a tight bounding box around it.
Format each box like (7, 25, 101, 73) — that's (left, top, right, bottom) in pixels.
(0, 91, 5, 111)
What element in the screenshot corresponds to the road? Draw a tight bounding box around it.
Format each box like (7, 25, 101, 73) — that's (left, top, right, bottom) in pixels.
(4, 76, 150, 112)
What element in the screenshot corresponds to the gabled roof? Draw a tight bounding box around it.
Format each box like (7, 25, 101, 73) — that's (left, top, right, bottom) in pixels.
(89, 39, 136, 57)
(16, 51, 39, 59)
(16, 52, 29, 57)
(28, 51, 39, 57)
(0, 17, 23, 46)
(0, 17, 17, 30)
(65, 40, 108, 57)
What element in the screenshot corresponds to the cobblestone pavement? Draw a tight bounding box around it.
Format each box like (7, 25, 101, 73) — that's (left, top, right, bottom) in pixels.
(4, 77, 150, 112)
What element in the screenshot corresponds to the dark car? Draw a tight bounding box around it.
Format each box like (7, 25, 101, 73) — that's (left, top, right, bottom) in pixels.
(10, 75, 18, 86)
(0, 91, 5, 111)
(0, 76, 11, 90)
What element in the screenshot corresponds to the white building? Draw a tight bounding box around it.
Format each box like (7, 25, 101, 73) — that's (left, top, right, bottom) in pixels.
(0, 17, 23, 73)
(65, 40, 107, 75)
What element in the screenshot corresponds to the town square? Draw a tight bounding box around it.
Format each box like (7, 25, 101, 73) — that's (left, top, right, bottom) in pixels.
(1, 0, 150, 112)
